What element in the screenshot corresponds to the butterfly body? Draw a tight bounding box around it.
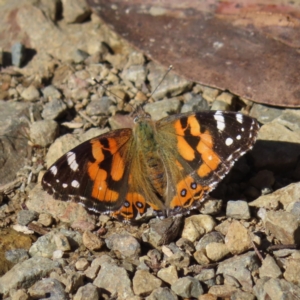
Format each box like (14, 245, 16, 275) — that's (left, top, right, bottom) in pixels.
(42, 108, 259, 222)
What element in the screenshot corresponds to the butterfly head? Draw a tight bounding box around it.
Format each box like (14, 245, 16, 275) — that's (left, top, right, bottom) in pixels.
(131, 105, 151, 124)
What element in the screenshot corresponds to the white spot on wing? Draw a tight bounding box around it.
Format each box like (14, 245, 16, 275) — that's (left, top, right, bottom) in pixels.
(214, 111, 225, 131)
(225, 137, 233, 146)
(67, 151, 79, 171)
(236, 135, 241, 140)
(62, 183, 68, 188)
(50, 166, 58, 176)
(71, 180, 80, 188)
(236, 113, 243, 124)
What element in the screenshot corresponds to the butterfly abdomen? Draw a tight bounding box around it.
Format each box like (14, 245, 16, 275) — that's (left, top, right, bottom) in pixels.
(135, 120, 166, 196)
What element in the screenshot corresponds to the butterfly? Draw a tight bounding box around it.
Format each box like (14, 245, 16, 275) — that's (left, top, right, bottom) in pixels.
(42, 106, 259, 222)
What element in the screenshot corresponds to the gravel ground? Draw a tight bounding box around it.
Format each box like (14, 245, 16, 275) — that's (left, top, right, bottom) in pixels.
(1, 1, 300, 300)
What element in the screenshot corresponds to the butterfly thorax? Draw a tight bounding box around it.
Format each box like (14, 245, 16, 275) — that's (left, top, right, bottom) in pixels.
(133, 117, 166, 197)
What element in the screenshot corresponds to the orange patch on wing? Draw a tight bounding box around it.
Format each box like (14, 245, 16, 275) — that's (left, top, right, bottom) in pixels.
(90, 139, 105, 162)
(88, 138, 122, 202)
(196, 130, 221, 177)
(113, 193, 145, 220)
(187, 116, 201, 136)
(174, 119, 185, 135)
(170, 176, 204, 209)
(111, 151, 125, 181)
(177, 136, 195, 161)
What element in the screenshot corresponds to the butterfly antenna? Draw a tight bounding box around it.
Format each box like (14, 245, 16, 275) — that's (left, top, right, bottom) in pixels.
(149, 65, 173, 100)
(92, 78, 126, 102)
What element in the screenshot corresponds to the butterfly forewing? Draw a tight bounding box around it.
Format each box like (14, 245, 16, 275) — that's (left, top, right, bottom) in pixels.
(42, 128, 134, 214)
(156, 111, 259, 213)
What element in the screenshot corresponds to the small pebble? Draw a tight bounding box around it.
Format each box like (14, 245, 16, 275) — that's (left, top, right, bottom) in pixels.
(82, 230, 104, 251)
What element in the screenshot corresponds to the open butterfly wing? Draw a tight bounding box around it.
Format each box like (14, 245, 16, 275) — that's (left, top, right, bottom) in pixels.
(42, 129, 133, 214)
(156, 111, 259, 212)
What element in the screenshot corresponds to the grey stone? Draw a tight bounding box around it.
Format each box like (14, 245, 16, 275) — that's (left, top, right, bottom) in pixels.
(286, 201, 300, 221)
(28, 278, 66, 300)
(226, 200, 251, 220)
(42, 85, 62, 99)
(146, 287, 178, 300)
(5, 249, 29, 264)
(274, 109, 300, 131)
(82, 230, 104, 251)
(75, 258, 89, 271)
(175, 238, 195, 253)
(210, 99, 231, 111)
(265, 210, 300, 245)
(249, 182, 300, 211)
(85, 255, 115, 280)
(157, 265, 178, 285)
(231, 290, 256, 300)
(38, 213, 53, 227)
(105, 232, 140, 259)
(259, 255, 282, 279)
(217, 252, 260, 292)
(207, 284, 237, 297)
(201, 86, 220, 102)
(61, 271, 84, 293)
(181, 214, 216, 243)
(196, 231, 224, 251)
(132, 270, 162, 297)
(193, 249, 210, 265)
(53, 232, 71, 251)
(284, 259, 300, 285)
(10, 289, 29, 300)
(147, 62, 192, 100)
(199, 198, 223, 215)
(250, 103, 283, 124)
(206, 242, 230, 261)
(29, 229, 82, 258)
(21, 85, 40, 102)
(30, 120, 59, 147)
(17, 210, 38, 226)
(225, 220, 252, 255)
(144, 98, 181, 121)
(0, 257, 61, 294)
(121, 65, 147, 87)
(181, 95, 209, 113)
(42, 98, 67, 120)
(93, 262, 133, 299)
(86, 96, 114, 116)
(142, 217, 182, 248)
(167, 251, 191, 269)
(11, 42, 25, 67)
(194, 268, 216, 287)
(171, 277, 203, 298)
(74, 283, 99, 300)
(254, 278, 300, 300)
(62, 0, 91, 23)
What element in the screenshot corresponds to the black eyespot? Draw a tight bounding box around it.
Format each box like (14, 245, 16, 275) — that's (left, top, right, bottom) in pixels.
(181, 189, 187, 197)
(136, 201, 144, 209)
(191, 182, 197, 190)
(124, 201, 130, 208)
